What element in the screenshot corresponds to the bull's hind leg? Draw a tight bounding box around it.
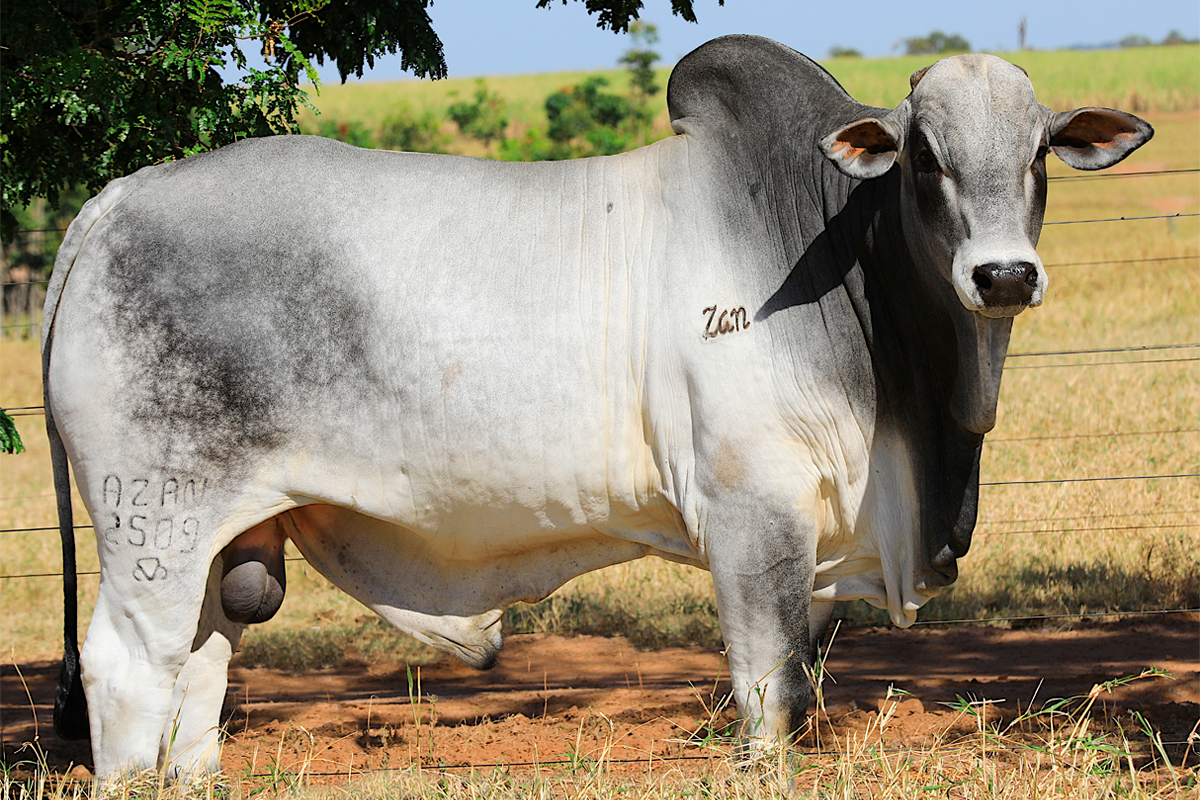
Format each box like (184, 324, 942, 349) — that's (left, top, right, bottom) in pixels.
(78, 480, 252, 779)
(159, 555, 245, 775)
(157, 520, 285, 772)
(82, 554, 213, 776)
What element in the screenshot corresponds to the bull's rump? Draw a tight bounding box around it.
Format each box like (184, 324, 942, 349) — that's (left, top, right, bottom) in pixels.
(47, 136, 672, 553)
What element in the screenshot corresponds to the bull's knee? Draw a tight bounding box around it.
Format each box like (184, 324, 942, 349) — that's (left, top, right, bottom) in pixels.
(220, 518, 287, 624)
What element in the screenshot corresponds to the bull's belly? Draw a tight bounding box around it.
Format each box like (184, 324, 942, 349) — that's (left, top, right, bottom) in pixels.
(268, 439, 695, 566)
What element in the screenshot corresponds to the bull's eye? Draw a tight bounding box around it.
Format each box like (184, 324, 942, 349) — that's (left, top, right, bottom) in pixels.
(1035, 145, 1049, 162)
(914, 149, 940, 174)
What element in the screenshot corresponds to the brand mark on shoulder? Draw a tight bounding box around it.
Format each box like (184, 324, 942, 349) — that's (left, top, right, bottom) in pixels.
(702, 306, 750, 340)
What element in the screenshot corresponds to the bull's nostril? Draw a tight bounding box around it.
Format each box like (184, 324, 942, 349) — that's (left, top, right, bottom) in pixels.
(972, 269, 993, 292)
(973, 262, 1036, 307)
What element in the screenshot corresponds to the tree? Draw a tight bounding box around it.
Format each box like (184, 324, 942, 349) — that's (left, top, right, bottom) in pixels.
(0, 0, 438, 241)
(1, 414, 24, 455)
(827, 45, 862, 59)
(1, 0, 717, 242)
(546, 76, 635, 157)
(536, 0, 717, 33)
(499, 74, 643, 162)
(378, 104, 450, 154)
(1119, 34, 1152, 48)
(619, 20, 660, 145)
(899, 31, 971, 56)
(620, 20, 661, 100)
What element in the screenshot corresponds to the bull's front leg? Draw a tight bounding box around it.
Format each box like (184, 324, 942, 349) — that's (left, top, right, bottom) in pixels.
(704, 495, 823, 746)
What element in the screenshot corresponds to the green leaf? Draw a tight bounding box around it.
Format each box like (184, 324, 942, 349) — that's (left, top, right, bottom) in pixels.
(1, 410, 25, 455)
(187, 0, 236, 36)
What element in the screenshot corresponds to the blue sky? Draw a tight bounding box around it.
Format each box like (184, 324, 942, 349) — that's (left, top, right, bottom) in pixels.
(304, 0, 1199, 82)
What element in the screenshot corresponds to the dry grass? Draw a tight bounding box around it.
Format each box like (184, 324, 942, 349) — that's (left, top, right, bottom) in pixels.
(2, 668, 1191, 798)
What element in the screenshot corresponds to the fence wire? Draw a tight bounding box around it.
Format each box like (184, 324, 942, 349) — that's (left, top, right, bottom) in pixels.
(981, 509, 1200, 525)
(988, 427, 1198, 442)
(6, 342, 1197, 419)
(976, 522, 1198, 537)
(981, 472, 1199, 487)
(1008, 343, 1199, 358)
(1044, 211, 1198, 225)
(0, 556, 1192, 629)
(1048, 254, 1198, 268)
(1048, 167, 1200, 181)
(4, 512, 1198, 541)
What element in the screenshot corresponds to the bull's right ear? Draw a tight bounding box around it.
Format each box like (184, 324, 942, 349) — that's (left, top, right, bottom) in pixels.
(820, 116, 904, 180)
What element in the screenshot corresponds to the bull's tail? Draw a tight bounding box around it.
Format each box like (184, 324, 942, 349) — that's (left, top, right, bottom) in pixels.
(48, 406, 88, 740)
(43, 183, 128, 742)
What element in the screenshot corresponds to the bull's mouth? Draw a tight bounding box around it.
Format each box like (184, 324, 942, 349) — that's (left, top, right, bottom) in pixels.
(913, 564, 958, 597)
(977, 303, 1032, 319)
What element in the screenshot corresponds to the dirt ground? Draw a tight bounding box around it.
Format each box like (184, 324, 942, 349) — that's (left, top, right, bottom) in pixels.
(3, 617, 1197, 780)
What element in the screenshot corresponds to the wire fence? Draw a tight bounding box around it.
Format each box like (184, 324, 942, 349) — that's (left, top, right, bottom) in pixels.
(1, 168, 1196, 631)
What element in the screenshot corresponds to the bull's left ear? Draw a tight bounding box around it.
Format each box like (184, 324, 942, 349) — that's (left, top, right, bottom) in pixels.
(1049, 108, 1154, 171)
(820, 115, 904, 180)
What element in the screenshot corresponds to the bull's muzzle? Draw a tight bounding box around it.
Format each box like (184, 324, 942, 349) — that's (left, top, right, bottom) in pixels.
(971, 261, 1039, 308)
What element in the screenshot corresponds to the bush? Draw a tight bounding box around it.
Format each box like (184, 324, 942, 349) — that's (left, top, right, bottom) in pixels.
(307, 118, 377, 149)
(379, 103, 450, 154)
(542, 76, 637, 158)
(447, 79, 509, 148)
(1119, 34, 1153, 48)
(498, 128, 559, 162)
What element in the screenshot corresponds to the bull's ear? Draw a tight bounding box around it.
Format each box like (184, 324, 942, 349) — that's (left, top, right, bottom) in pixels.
(1049, 108, 1154, 171)
(820, 116, 903, 180)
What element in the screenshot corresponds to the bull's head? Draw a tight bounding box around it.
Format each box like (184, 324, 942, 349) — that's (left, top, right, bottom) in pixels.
(818, 55, 1152, 433)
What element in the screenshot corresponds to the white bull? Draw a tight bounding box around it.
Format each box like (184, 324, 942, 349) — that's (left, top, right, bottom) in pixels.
(44, 36, 1151, 777)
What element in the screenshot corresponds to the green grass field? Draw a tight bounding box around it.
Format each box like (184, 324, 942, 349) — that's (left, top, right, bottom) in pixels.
(1, 43, 1197, 799)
